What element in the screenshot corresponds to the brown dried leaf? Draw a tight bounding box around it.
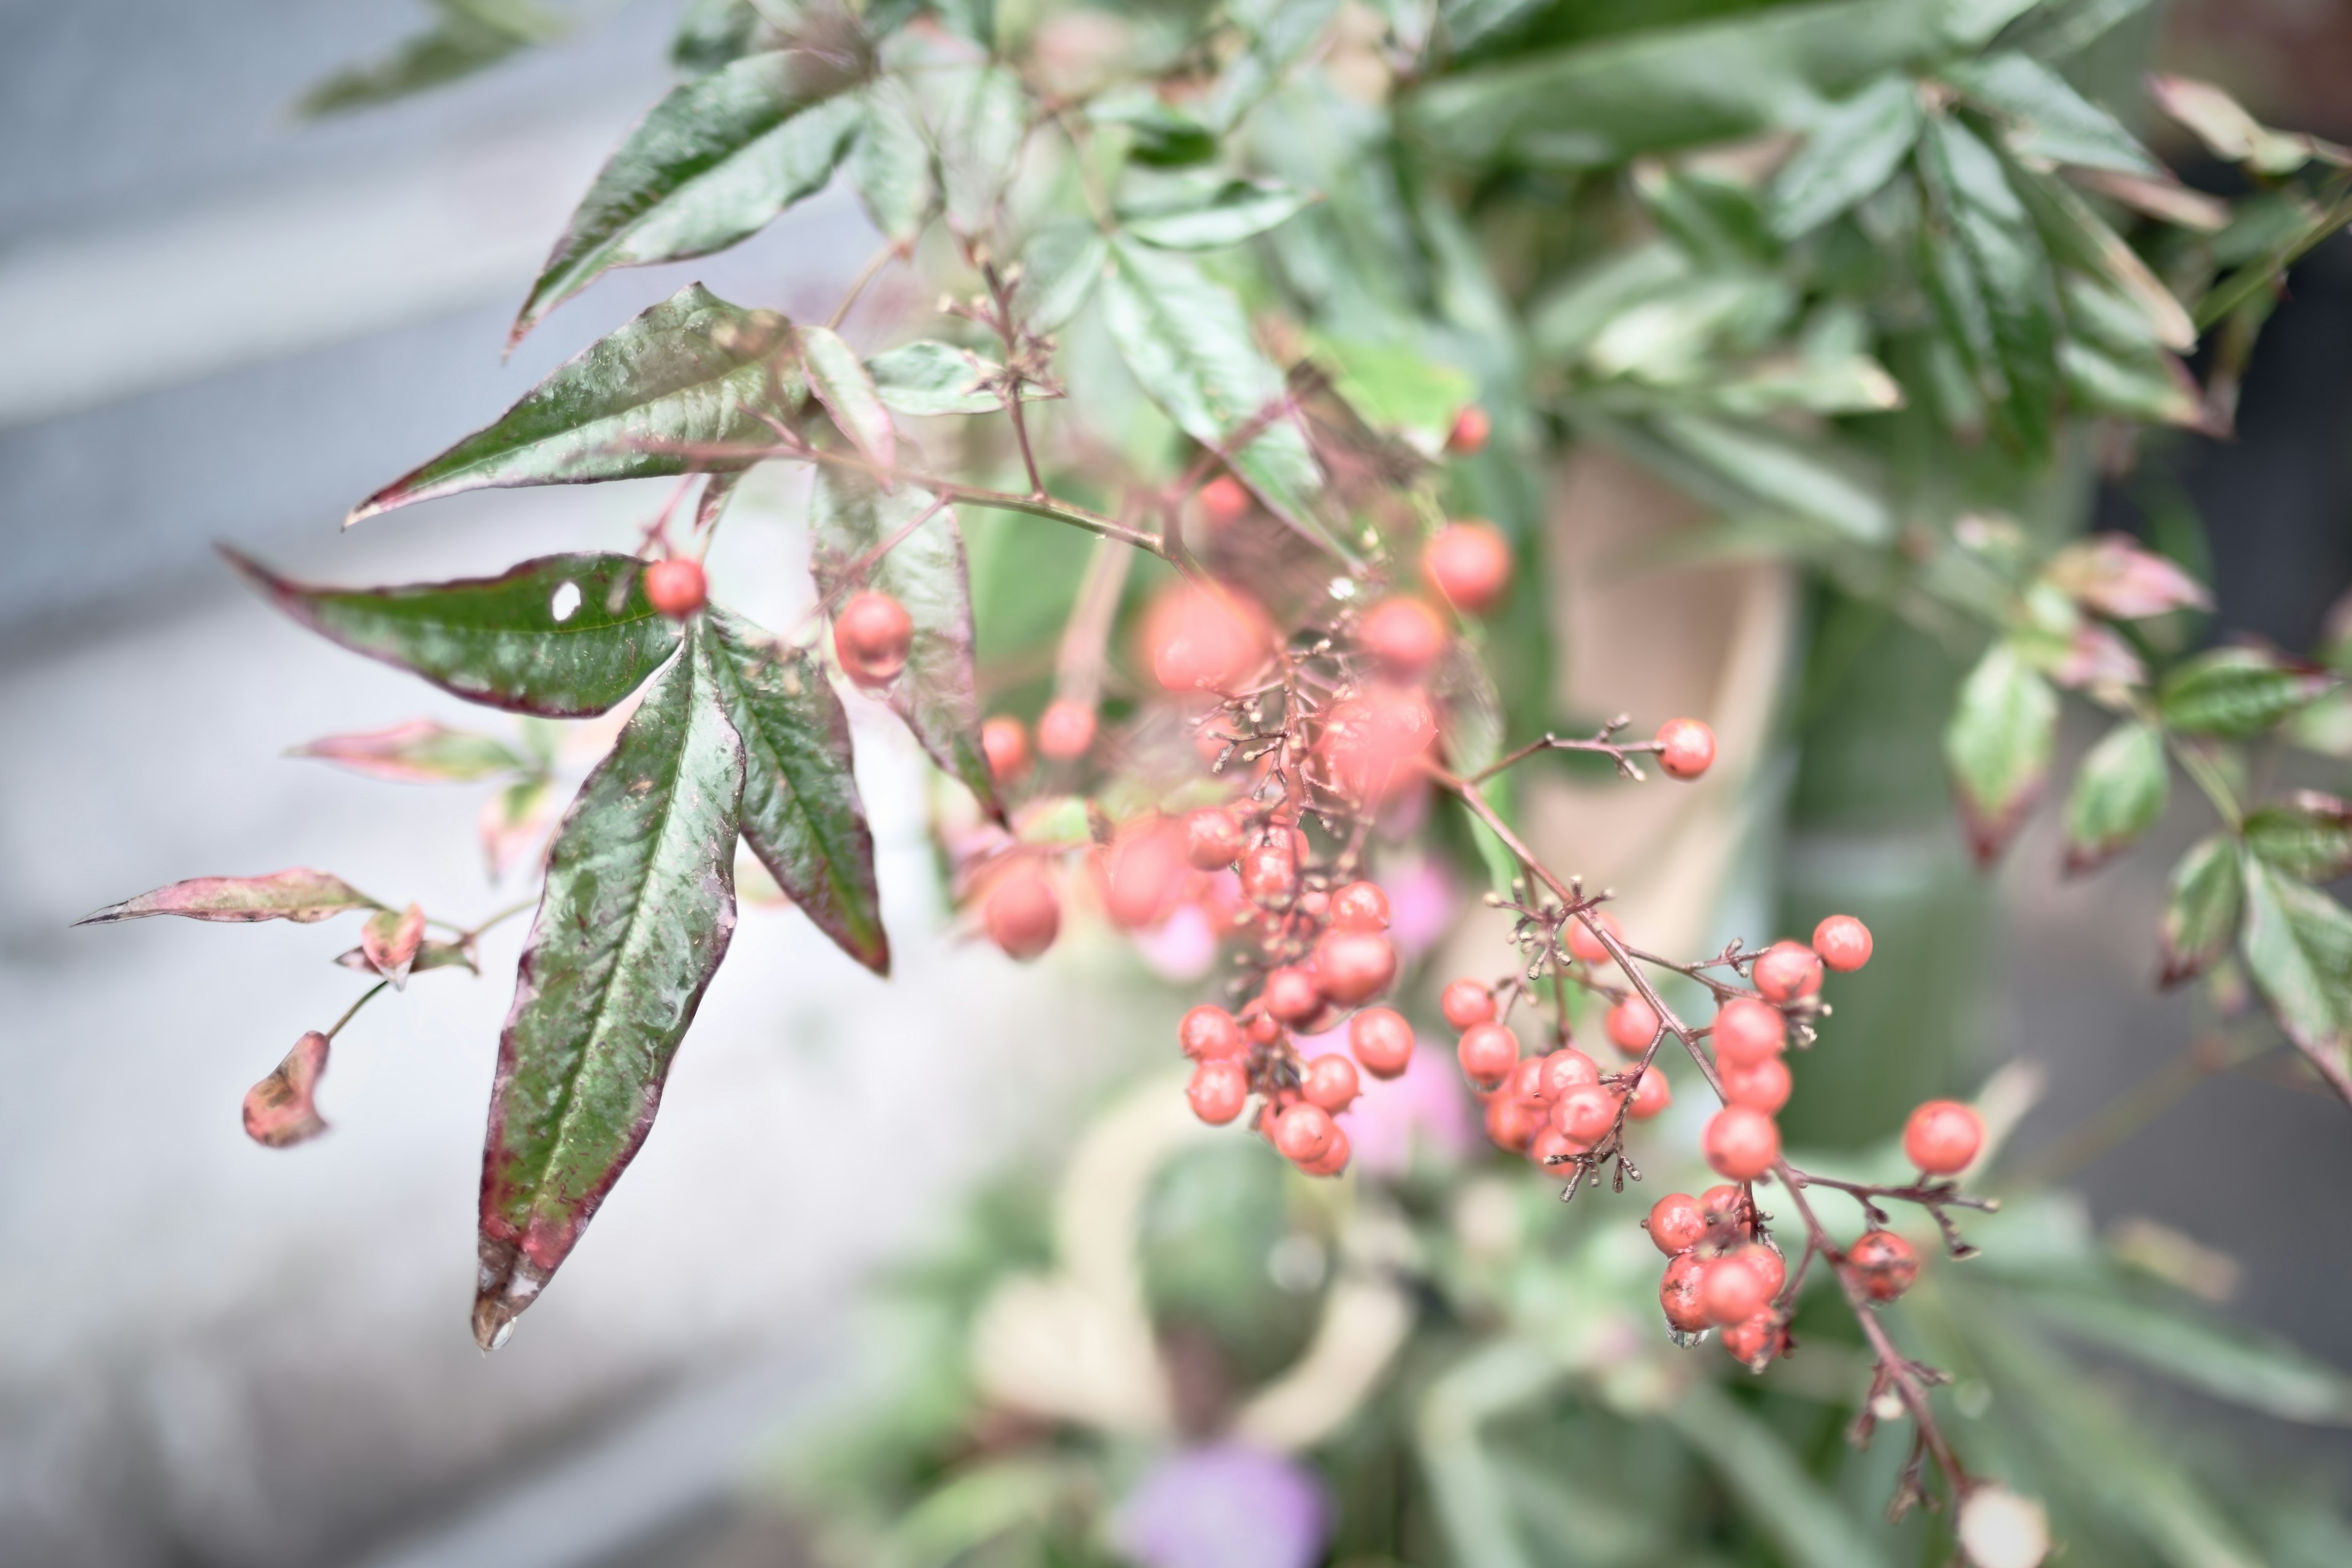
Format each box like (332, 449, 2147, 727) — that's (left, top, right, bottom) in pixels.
(243, 1031, 331, 1148)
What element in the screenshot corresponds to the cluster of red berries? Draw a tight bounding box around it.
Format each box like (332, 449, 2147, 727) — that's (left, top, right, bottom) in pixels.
(1441, 975, 1673, 1171)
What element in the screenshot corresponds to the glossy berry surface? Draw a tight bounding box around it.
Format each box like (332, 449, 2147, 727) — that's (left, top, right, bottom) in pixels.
(1302, 1052, 1362, 1113)
(1348, 1008, 1414, 1079)
(1848, 1229, 1920, 1300)
(1360, 597, 1449, 676)
(1704, 1106, 1781, 1181)
(1300, 1124, 1351, 1177)
(1552, 1084, 1619, 1144)
(984, 873, 1059, 960)
(1812, 913, 1874, 972)
(1261, 965, 1325, 1025)
(1099, 818, 1187, 930)
(1485, 1091, 1539, 1152)
(1647, 1192, 1707, 1255)
(1700, 1184, 1747, 1231)
(1457, 1022, 1518, 1089)
(1178, 1005, 1246, 1061)
(1904, 1099, 1984, 1175)
(1660, 1253, 1709, 1332)
(1239, 839, 1300, 908)
(1508, 1055, 1550, 1107)
(980, 715, 1030, 783)
(1719, 1314, 1784, 1370)
(1313, 927, 1396, 1005)
(1626, 1065, 1671, 1120)
(1528, 1126, 1585, 1170)
(1272, 1102, 1336, 1163)
(1439, 979, 1495, 1031)
(1536, 1048, 1600, 1099)
(1036, 698, 1096, 760)
(1712, 997, 1785, 1068)
(1183, 807, 1242, 870)
(1330, 880, 1390, 931)
(1422, 521, 1512, 615)
(834, 590, 914, 686)
(643, 558, 707, 618)
(1702, 1248, 1776, 1325)
(1186, 1060, 1248, 1125)
(1753, 940, 1823, 1003)
(1719, 1055, 1792, 1114)
(1654, 717, 1716, 780)
(1604, 995, 1659, 1055)
(1145, 583, 1269, 694)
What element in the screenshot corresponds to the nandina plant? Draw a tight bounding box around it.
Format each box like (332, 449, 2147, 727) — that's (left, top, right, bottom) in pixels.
(82, 1, 2352, 1561)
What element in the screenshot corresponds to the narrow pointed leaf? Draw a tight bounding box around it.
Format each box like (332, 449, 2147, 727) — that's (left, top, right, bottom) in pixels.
(290, 720, 527, 783)
(809, 469, 1001, 819)
(510, 52, 864, 342)
(78, 869, 382, 926)
(1918, 115, 2059, 455)
(2157, 834, 2241, 987)
(2158, 647, 2339, 737)
(1766, 74, 1921, 239)
(227, 550, 680, 718)
(1117, 176, 1316, 251)
(1100, 239, 1343, 559)
(296, 0, 560, 118)
(851, 83, 935, 245)
(2244, 793, 2352, 883)
(2064, 718, 2168, 874)
(244, 1032, 333, 1148)
(361, 903, 428, 988)
(798, 323, 897, 475)
(1944, 640, 2059, 862)
(2018, 172, 2196, 349)
(350, 285, 799, 522)
(475, 627, 745, 1350)
(867, 340, 1025, 416)
(2239, 857, 2352, 1095)
(706, 609, 889, 973)
(1943, 51, 2158, 175)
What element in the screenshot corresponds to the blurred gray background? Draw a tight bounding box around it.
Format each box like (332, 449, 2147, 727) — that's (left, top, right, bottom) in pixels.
(2, 4, 2348, 1567)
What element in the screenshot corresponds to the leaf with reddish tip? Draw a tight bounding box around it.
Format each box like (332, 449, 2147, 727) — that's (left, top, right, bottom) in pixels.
(2044, 535, 2211, 621)
(2239, 857, 2352, 1102)
(244, 1033, 332, 1149)
(77, 869, 382, 926)
(481, 778, 557, 881)
(291, 719, 528, 783)
(349, 285, 798, 522)
(809, 467, 1001, 821)
(338, 940, 477, 977)
(2062, 719, 2168, 875)
(2158, 834, 2242, 988)
(361, 903, 428, 987)
(2158, 647, 2339, 739)
(704, 608, 889, 973)
(227, 550, 680, 718)
(2244, 793, 2352, 884)
(509, 53, 864, 345)
(797, 323, 897, 477)
(475, 622, 745, 1351)
(1944, 641, 2058, 864)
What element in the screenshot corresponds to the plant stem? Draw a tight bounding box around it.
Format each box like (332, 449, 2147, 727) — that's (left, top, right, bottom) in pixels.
(325, 981, 391, 1040)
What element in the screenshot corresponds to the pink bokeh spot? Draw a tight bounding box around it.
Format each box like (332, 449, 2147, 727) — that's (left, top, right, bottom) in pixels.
(1377, 856, 1458, 959)
(1134, 900, 1219, 981)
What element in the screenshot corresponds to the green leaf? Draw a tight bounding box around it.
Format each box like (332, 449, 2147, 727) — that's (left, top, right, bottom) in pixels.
(938, 66, 1028, 235)
(2158, 833, 2242, 986)
(1526, 241, 1691, 363)
(350, 286, 799, 521)
(797, 323, 897, 475)
(704, 609, 890, 974)
(1652, 414, 1893, 542)
(295, 0, 560, 117)
(671, 0, 771, 74)
(1306, 333, 1475, 442)
(851, 83, 935, 246)
(809, 469, 1001, 819)
(2061, 339, 2203, 428)
(290, 719, 528, 783)
(2158, 647, 2339, 737)
(2063, 718, 2168, 874)
(2013, 171, 2196, 351)
(77, 869, 383, 927)
(474, 626, 744, 1351)
(225, 550, 680, 718)
(1014, 222, 1110, 334)
(510, 53, 864, 343)
(2147, 73, 2333, 177)
(1117, 175, 1316, 251)
(1100, 239, 1345, 559)
(866, 340, 1018, 416)
(1942, 51, 2158, 174)
(2239, 856, 2352, 1092)
(1205, 0, 1343, 132)
(1944, 639, 2059, 862)
(1917, 114, 2059, 456)
(1662, 1384, 1888, 1568)
(1087, 88, 1216, 167)
(1765, 74, 1921, 239)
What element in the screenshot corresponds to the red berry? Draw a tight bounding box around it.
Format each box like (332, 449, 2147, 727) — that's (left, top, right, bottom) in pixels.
(1553, 1084, 1620, 1145)
(1318, 688, 1438, 801)
(1626, 1065, 1672, 1120)
(1302, 1052, 1361, 1113)
(1239, 838, 1300, 908)
(1099, 817, 1188, 930)
(1812, 913, 1873, 973)
(1711, 997, 1786, 1069)
(984, 873, 1059, 960)
(1704, 1106, 1781, 1181)
(1197, 473, 1249, 527)
(643, 557, 707, 618)
(1330, 880, 1390, 931)
(1242, 1005, 1283, 1046)
(1262, 965, 1325, 1026)
(1566, 910, 1622, 965)
(1422, 521, 1512, 615)
(1312, 927, 1396, 1006)
(1144, 583, 1270, 694)
(981, 715, 1030, 784)
(1702, 1248, 1777, 1325)
(1537, 1048, 1600, 1099)
(1848, 1229, 1919, 1300)
(1183, 806, 1243, 871)
(1654, 717, 1715, 780)
(1605, 995, 1659, 1055)
(1700, 1183, 1747, 1231)
(1440, 979, 1495, 1031)
(1360, 597, 1449, 677)
(1348, 1007, 1414, 1079)
(1485, 1091, 1539, 1152)
(1187, 1060, 1248, 1125)
(1660, 1253, 1710, 1332)
(1719, 1055, 1792, 1114)
(1273, 1102, 1336, 1163)
(1299, 1123, 1352, 1177)
(834, 590, 914, 687)
(1904, 1099, 1983, 1175)
(1753, 940, 1822, 1003)
(1528, 1126, 1586, 1170)
(1457, 1022, 1518, 1089)
(1508, 1055, 1550, 1108)
(1719, 1314, 1784, 1371)
(1037, 698, 1096, 760)
(1446, 404, 1492, 456)
(1648, 1193, 1706, 1255)
(1178, 1005, 1246, 1062)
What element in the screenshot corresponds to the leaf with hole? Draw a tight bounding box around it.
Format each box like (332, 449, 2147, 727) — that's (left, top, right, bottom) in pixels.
(227, 551, 680, 718)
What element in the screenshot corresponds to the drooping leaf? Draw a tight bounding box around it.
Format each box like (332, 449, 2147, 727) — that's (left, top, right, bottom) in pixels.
(1765, 74, 1922, 240)
(77, 869, 383, 927)
(799, 323, 898, 475)
(290, 720, 529, 784)
(1917, 113, 2059, 456)
(361, 903, 429, 989)
(296, 0, 561, 117)
(2158, 647, 2339, 738)
(1942, 51, 2158, 175)
(2063, 719, 2168, 875)
(1945, 639, 2059, 862)
(705, 609, 889, 973)
(851, 83, 936, 247)
(475, 625, 745, 1351)
(243, 1032, 333, 1148)
(2244, 793, 2352, 883)
(510, 52, 865, 343)
(2239, 856, 2352, 1095)
(810, 468, 1001, 819)
(226, 551, 680, 718)
(1117, 175, 1316, 251)
(349, 286, 799, 521)
(867, 340, 1023, 417)
(1100, 239, 1343, 558)
(2157, 833, 2241, 987)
